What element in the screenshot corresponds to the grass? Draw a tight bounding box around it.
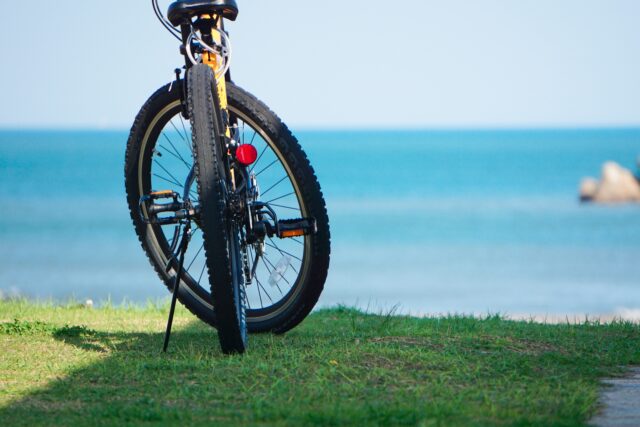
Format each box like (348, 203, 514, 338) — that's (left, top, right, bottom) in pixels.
(0, 300, 639, 426)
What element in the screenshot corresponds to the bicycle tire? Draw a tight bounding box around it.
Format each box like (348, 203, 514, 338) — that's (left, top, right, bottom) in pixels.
(187, 64, 247, 354)
(124, 76, 330, 335)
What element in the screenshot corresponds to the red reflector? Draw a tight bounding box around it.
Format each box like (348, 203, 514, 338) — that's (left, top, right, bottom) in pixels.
(236, 144, 258, 166)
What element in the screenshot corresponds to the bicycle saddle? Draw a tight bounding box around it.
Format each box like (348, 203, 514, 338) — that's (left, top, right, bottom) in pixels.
(167, 0, 239, 25)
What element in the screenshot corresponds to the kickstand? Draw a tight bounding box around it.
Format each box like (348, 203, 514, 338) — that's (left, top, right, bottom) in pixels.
(163, 221, 192, 352)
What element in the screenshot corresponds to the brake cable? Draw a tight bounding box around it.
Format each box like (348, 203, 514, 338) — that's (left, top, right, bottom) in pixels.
(152, 0, 182, 41)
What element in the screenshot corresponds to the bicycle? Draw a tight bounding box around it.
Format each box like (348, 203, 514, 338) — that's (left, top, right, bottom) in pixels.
(125, 0, 331, 354)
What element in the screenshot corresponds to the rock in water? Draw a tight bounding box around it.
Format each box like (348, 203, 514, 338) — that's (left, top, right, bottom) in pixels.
(579, 177, 598, 201)
(597, 162, 640, 202)
(582, 161, 640, 203)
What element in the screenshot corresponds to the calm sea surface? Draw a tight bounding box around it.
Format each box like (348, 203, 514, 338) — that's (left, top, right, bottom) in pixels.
(1, 129, 639, 316)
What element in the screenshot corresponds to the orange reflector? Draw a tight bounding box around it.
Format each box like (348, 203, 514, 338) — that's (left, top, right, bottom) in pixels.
(236, 144, 258, 166)
(281, 229, 305, 238)
(150, 190, 173, 197)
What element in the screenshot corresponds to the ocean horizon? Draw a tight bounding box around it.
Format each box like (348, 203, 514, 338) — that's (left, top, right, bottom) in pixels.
(1, 128, 639, 318)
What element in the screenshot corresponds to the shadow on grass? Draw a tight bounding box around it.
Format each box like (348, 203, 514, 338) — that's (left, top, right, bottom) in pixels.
(50, 321, 215, 354)
(0, 320, 243, 426)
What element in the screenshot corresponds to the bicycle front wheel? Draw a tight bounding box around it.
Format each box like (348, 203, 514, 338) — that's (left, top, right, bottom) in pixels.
(188, 64, 247, 354)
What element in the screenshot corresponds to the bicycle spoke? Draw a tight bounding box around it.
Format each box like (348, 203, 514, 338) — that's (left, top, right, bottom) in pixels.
(169, 119, 185, 140)
(185, 242, 204, 272)
(264, 256, 290, 286)
(268, 203, 300, 211)
(159, 143, 191, 169)
(197, 262, 206, 285)
(266, 238, 302, 262)
(179, 116, 190, 148)
(249, 138, 268, 173)
(255, 159, 278, 177)
(255, 276, 273, 304)
(261, 175, 288, 197)
(266, 242, 300, 275)
(153, 173, 183, 189)
(265, 192, 295, 204)
(153, 160, 184, 189)
(161, 132, 191, 169)
(170, 119, 190, 154)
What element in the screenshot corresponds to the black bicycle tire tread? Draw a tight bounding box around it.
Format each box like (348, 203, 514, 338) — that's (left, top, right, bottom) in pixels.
(188, 64, 246, 354)
(124, 80, 330, 335)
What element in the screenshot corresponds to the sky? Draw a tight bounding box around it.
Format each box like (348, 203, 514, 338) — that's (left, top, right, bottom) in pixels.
(0, 0, 639, 129)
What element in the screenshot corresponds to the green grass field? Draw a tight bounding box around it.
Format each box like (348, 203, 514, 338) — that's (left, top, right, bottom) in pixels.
(0, 300, 638, 426)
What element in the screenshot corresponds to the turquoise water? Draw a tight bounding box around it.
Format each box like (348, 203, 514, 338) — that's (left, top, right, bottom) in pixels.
(1, 129, 639, 315)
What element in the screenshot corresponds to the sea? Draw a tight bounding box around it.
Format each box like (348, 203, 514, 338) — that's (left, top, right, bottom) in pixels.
(1, 129, 639, 317)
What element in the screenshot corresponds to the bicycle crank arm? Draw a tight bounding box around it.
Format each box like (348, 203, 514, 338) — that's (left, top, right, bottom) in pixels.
(147, 201, 183, 215)
(150, 209, 197, 226)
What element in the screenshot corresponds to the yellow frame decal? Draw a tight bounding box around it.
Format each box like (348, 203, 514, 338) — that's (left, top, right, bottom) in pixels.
(201, 16, 229, 119)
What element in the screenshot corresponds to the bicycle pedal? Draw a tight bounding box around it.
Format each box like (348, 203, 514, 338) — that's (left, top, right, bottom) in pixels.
(148, 190, 179, 200)
(139, 190, 191, 225)
(277, 218, 317, 238)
